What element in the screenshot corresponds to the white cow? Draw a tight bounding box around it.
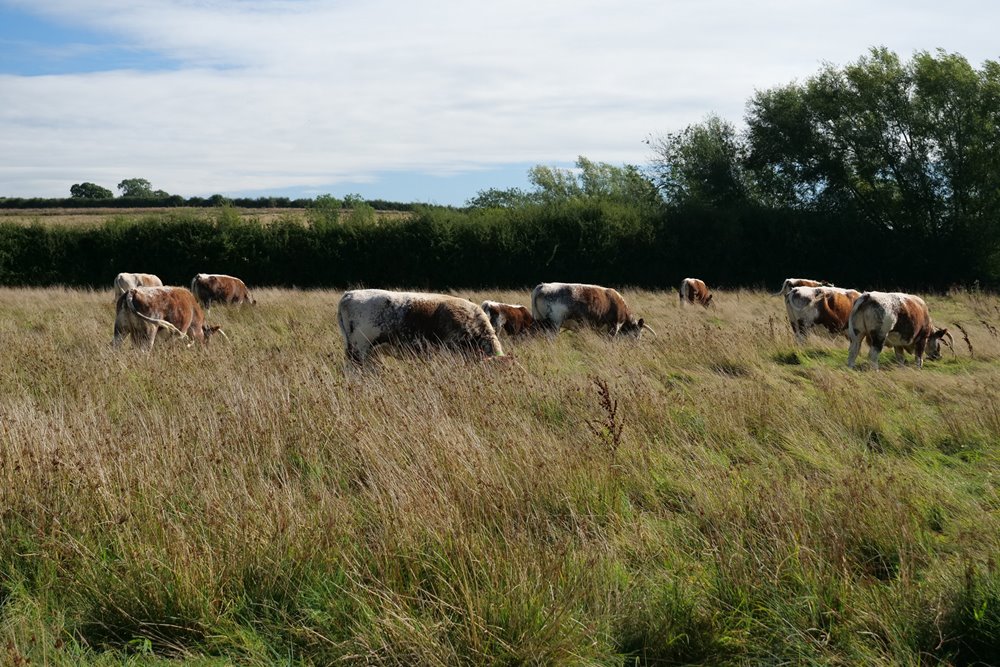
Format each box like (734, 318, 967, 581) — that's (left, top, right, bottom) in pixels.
(337, 289, 504, 364)
(784, 285, 861, 341)
(113, 272, 163, 298)
(847, 291, 953, 369)
(531, 282, 654, 337)
(775, 278, 833, 297)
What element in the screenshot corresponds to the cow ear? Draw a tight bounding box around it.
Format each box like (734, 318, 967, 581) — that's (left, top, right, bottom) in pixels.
(638, 318, 645, 328)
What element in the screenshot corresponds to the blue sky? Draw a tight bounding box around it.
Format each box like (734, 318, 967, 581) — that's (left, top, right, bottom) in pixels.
(1, 1, 997, 206)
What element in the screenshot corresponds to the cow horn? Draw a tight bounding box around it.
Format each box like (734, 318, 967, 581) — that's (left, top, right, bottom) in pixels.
(943, 330, 955, 354)
(217, 329, 230, 342)
(642, 323, 658, 337)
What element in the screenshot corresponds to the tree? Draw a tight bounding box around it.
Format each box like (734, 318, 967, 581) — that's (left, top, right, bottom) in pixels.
(467, 157, 660, 209)
(465, 187, 531, 209)
(117, 178, 153, 198)
(69, 182, 113, 199)
(746, 48, 1000, 237)
(646, 114, 751, 206)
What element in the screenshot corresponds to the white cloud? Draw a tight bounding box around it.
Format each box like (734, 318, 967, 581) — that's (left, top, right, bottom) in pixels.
(2, 0, 998, 201)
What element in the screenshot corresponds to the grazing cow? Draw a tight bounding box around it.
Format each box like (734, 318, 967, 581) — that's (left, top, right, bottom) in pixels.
(113, 272, 162, 298)
(785, 286, 862, 341)
(338, 289, 504, 364)
(679, 278, 713, 307)
(776, 278, 834, 297)
(847, 292, 953, 370)
(190, 273, 255, 309)
(113, 286, 225, 351)
(480, 300, 534, 336)
(531, 282, 655, 337)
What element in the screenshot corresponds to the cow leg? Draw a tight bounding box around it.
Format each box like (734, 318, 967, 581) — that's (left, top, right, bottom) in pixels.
(795, 319, 809, 342)
(913, 340, 926, 369)
(847, 333, 863, 369)
(345, 342, 367, 365)
(132, 327, 154, 351)
(867, 334, 885, 371)
(113, 321, 126, 348)
(894, 347, 906, 366)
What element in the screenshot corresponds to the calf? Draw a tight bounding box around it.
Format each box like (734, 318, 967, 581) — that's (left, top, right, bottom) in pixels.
(847, 291, 953, 369)
(113, 286, 225, 351)
(531, 282, 654, 337)
(190, 273, 255, 309)
(679, 278, 713, 307)
(785, 286, 862, 341)
(480, 300, 534, 336)
(338, 289, 504, 364)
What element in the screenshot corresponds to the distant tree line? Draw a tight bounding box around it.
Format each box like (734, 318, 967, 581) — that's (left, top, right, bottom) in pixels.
(1, 176, 416, 212)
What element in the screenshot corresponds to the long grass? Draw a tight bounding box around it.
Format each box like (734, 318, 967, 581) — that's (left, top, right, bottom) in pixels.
(1, 287, 998, 665)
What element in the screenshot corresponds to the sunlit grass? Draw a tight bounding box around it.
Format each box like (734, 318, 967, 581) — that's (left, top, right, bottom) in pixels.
(0, 287, 998, 664)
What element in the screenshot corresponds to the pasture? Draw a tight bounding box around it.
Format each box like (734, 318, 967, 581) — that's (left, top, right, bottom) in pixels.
(1, 286, 998, 665)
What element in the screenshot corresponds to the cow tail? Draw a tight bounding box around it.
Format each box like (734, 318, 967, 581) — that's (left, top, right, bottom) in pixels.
(848, 293, 868, 341)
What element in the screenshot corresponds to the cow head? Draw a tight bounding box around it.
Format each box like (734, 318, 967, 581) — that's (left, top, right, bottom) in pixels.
(704, 293, 714, 307)
(926, 328, 954, 360)
(620, 317, 657, 338)
(478, 335, 504, 358)
(203, 324, 228, 343)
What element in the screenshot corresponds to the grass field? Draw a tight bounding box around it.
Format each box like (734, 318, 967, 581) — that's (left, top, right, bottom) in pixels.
(0, 207, 410, 228)
(1, 287, 998, 665)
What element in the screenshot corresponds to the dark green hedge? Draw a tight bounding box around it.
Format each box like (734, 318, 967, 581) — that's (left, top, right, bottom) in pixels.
(0, 203, 989, 291)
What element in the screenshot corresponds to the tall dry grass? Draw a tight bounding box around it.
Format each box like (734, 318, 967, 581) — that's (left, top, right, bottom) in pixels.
(0, 287, 998, 665)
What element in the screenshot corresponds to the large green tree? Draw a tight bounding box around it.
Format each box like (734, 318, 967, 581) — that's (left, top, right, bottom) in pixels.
(648, 48, 1000, 283)
(646, 114, 751, 206)
(117, 178, 153, 198)
(69, 182, 113, 199)
(746, 48, 1000, 239)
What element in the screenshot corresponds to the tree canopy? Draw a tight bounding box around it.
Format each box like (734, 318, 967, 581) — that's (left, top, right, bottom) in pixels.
(69, 182, 113, 199)
(117, 178, 154, 199)
(648, 48, 1000, 285)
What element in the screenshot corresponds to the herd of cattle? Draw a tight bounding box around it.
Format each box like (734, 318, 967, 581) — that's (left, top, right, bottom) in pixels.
(110, 272, 954, 370)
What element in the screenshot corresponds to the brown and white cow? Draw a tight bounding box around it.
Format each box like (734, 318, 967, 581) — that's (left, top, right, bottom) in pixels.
(338, 289, 504, 364)
(113, 272, 163, 298)
(531, 282, 655, 337)
(480, 300, 534, 336)
(190, 273, 255, 309)
(113, 286, 225, 351)
(847, 292, 953, 370)
(776, 278, 834, 297)
(785, 286, 862, 341)
(679, 278, 713, 307)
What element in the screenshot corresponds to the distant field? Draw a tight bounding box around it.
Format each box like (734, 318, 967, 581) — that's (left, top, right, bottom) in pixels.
(0, 207, 412, 227)
(0, 287, 998, 665)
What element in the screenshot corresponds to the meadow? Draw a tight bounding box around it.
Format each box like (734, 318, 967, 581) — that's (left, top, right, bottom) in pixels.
(1, 286, 998, 665)
(0, 207, 412, 228)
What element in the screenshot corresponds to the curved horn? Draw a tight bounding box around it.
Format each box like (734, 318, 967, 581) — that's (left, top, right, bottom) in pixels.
(943, 330, 955, 354)
(642, 323, 658, 337)
(217, 329, 230, 342)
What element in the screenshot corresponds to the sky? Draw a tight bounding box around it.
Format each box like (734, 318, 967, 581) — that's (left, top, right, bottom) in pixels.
(1, 1, 997, 206)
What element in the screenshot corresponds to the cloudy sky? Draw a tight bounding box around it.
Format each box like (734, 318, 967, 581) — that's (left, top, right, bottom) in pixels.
(1, 1, 996, 205)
